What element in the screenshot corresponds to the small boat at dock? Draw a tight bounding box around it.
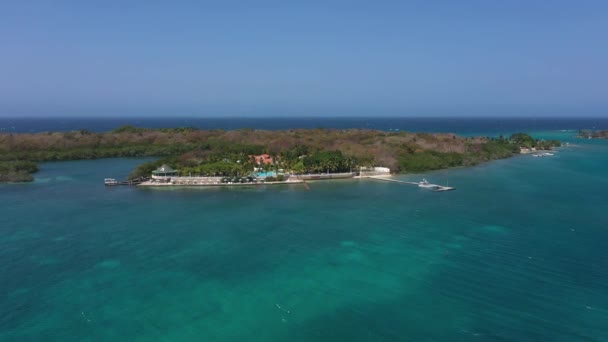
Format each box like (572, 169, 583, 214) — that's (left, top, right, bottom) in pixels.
(104, 178, 119, 186)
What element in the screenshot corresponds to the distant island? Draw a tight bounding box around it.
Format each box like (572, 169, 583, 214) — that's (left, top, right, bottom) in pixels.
(0, 126, 560, 183)
(578, 130, 608, 139)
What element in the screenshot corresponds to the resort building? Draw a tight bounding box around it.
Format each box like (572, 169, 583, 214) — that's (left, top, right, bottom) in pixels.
(250, 154, 273, 165)
(151, 164, 178, 181)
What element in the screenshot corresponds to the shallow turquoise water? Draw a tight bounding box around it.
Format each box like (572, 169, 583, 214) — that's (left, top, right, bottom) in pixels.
(1, 133, 608, 341)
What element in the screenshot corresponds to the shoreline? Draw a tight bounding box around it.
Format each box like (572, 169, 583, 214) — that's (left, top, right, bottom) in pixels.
(136, 174, 397, 188)
(137, 178, 305, 187)
(137, 172, 396, 188)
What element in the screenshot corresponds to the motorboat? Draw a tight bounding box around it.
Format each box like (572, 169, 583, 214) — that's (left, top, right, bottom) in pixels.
(104, 178, 119, 186)
(418, 179, 438, 188)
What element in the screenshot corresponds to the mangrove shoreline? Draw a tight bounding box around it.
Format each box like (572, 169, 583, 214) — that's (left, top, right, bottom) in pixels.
(0, 126, 560, 183)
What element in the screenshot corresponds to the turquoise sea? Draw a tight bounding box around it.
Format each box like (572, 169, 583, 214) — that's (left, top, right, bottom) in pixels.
(1, 129, 608, 341)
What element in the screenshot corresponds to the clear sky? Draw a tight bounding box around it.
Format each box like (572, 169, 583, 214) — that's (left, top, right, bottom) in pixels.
(1, 1, 607, 117)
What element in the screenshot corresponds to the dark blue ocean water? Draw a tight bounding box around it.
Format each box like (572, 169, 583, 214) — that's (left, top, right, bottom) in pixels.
(1, 117, 608, 135)
(1, 119, 608, 341)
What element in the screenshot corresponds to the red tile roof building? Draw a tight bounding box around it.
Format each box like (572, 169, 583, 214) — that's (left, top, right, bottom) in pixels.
(250, 154, 273, 165)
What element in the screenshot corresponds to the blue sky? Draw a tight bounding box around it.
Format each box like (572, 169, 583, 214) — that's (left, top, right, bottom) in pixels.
(1, 1, 607, 117)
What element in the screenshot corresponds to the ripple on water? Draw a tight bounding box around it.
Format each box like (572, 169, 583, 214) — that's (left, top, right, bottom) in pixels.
(340, 240, 358, 247)
(8, 288, 30, 298)
(6, 231, 41, 242)
(95, 259, 121, 269)
(54, 176, 73, 182)
(3, 146, 608, 341)
(479, 225, 509, 234)
(34, 256, 60, 266)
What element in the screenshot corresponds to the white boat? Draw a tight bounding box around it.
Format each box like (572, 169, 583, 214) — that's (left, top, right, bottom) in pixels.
(104, 178, 119, 186)
(418, 179, 438, 188)
(533, 152, 554, 157)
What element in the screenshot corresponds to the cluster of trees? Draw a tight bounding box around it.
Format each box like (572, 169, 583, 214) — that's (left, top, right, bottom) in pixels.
(130, 149, 357, 178)
(510, 133, 537, 148)
(398, 151, 465, 172)
(510, 133, 560, 150)
(178, 161, 251, 177)
(0, 126, 561, 182)
(0, 161, 39, 182)
(130, 144, 358, 178)
(0, 144, 197, 162)
(301, 151, 355, 173)
(397, 134, 561, 173)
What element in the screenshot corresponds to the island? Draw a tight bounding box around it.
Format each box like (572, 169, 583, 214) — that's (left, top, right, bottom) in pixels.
(578, 130, 608, 139)
(0, 126, 560, 183)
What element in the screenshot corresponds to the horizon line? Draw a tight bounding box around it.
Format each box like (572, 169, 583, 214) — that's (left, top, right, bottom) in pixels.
(1, 115, 607, 119)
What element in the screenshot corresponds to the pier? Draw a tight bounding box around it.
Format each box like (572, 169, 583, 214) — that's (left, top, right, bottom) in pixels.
(104, 172, 454, 192)
(104, 177, 148, 186)
(137, 178, 304, 187)
(365, 176, 456, 192)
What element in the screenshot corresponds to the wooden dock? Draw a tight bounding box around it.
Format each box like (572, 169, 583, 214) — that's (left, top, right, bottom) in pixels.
(136, 179, 304, 187)
(366, 176, 456, 192)
(104, 177, 148, 186)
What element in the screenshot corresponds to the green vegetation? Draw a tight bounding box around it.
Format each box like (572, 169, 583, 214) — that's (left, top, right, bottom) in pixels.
(510, 133, 560, 150)
(510, 133, 536, 148)
(399, 151, 464, 172)
(111, 125, 147, 134)
(0, 161, 39, 182)
(179, 161, 252, 178)
(0, 127, 560, 182)
(302, 151, 355, 173)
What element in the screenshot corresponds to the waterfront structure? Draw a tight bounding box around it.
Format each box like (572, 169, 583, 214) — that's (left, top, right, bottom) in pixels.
(359, 166, 391, 177)
(151, 165, 178, 181)
(138, 176, 303, 187)
(520, 147, 537, 154)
